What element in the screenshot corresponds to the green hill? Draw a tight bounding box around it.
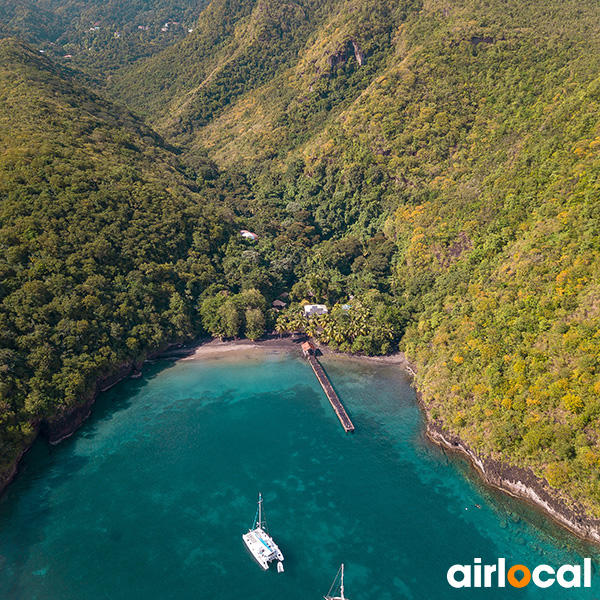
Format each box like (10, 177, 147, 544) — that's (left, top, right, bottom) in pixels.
(108, 0, 411, 161)
(0, 0, 210, 83)
(0, 38, 230, 478)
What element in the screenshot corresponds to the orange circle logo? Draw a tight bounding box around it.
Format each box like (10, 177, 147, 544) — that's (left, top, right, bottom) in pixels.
(508, 565, 531, 588)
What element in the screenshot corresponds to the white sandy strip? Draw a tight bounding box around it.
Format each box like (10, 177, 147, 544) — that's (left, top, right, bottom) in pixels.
(181, 341, 269, 360)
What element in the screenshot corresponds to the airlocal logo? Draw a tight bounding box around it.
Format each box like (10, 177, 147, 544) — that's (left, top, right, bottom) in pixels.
(447, 558, 592, 589)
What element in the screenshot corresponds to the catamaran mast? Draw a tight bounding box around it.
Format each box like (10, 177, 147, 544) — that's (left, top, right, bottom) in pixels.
(340, 564, 345, 599)
(258, 493, 262, 528)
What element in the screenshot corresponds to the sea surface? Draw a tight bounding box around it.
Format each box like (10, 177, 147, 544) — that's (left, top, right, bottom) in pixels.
(0, 348, 599, 599)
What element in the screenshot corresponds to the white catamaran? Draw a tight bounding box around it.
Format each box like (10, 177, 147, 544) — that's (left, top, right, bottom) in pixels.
(325, 564, 349, 600)
(242, 493, 284, 572)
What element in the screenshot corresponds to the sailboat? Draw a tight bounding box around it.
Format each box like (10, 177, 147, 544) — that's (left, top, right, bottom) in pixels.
(242, 493, 284, 572)
(325, 564, 349, 600)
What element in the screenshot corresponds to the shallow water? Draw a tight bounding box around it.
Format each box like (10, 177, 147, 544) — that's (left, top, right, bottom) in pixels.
(0, 349, 598, 599)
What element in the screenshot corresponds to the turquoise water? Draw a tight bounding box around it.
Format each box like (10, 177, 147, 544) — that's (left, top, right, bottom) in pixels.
(0, 349, 599, 599)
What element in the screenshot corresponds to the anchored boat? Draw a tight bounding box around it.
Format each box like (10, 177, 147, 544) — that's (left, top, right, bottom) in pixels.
(325, 564, 349, 600)
(242, 493, 284, 572)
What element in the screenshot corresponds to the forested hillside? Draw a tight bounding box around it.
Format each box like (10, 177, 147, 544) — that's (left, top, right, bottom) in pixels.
(108, 0, 600, 515)
(0, 38, 230, 477)
(108, 0, 413, 159)
(3, 0, 600, 520)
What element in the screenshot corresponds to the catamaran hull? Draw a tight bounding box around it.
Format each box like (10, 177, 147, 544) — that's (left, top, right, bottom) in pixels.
(242, 528, 284, 571)
(242, 535, 269, 570)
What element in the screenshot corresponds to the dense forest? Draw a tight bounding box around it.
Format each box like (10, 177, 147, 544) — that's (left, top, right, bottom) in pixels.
(2, 0, 600, 519)
(0, 38, 231, 478)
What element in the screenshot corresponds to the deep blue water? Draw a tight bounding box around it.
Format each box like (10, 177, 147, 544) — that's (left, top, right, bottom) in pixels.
(0, 348, 598, 599)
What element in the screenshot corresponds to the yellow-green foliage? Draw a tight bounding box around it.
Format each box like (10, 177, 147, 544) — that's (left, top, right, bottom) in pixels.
(5, 0, 600, 518)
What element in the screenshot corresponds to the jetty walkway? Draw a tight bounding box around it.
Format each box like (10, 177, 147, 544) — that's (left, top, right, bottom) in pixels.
(306, 354, 355, 433)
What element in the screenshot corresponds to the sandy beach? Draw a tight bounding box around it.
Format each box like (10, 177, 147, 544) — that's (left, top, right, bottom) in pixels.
(175, 335, 413, 369)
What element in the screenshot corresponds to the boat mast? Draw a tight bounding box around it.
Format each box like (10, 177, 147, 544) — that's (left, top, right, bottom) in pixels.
(325, 564, 346, 600)
(258, 493, 262, 528)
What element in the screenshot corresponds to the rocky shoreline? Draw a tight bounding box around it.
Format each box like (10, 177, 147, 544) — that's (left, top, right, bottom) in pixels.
(2, 335, 600, 545)
(0, 361, 140, 494)
(0, 342, 184, 494)
(40, 360, 140, 445)
(422, 403, 600, 544)
(0, 336, 300, 494)
(0, 447, 28, 494)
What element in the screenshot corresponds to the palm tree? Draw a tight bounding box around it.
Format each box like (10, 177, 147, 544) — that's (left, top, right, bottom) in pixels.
(334, 327, 346, 344)
(305, 319, 319, 339)
(287, 310, 306, 336)
(275, 313, 289, 338)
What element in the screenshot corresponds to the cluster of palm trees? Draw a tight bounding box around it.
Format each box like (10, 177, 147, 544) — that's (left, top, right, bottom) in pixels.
(275, 309, 307, 338)
(275, 300, 395, 352)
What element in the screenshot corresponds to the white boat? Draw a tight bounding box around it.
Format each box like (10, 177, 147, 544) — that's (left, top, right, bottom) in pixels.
(242, 493, 284, 572)
(325, 564, 349, 600)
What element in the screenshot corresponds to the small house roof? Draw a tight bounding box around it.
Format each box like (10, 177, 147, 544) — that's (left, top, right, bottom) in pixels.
(240, 230, 259, 240)
(301, 341, 316, 351)
(272, 299, 287, 308)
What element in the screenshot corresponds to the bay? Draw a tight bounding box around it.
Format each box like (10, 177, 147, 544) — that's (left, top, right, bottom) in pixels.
(0, 348, 598, 599)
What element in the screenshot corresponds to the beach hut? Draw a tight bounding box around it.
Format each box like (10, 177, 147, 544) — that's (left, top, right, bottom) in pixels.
(301, 341, 317, 357)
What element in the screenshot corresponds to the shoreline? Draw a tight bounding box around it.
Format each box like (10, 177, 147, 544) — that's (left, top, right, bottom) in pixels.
(178, 335, 412, 366)
(0, 335, 410, 495)
(0, 342, 177, 494)
(2, 334, 599, 546)
(146, 336, 600, 543)
(416, 391, 600, 544)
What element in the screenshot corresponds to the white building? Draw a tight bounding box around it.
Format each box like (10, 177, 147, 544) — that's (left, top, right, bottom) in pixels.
(304, 304, 328, 317)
